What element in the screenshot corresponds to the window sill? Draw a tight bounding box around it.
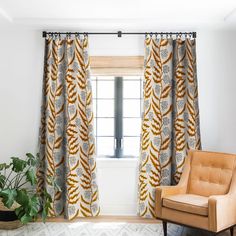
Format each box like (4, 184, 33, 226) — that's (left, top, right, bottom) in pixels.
(96, 157, 139, 168)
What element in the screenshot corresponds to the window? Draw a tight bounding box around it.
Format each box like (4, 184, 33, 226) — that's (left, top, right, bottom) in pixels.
(91, 76, 143, 158)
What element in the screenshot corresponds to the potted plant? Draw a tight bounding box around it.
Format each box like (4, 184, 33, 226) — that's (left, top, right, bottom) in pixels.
(0, 153, 59, 229)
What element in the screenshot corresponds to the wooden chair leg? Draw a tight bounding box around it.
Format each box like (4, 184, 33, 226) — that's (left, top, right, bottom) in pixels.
(230, 227, 234, 236)
(162, 221, 167, 236)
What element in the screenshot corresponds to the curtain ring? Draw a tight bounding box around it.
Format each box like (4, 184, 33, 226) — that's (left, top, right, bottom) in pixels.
(66, 32, 71, 39)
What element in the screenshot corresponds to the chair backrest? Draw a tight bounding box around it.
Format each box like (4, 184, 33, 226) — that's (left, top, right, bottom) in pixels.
(187, 150, 236, 197)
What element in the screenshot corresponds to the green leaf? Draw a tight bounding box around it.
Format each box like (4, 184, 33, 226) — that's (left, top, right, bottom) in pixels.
(41, 207, 47, 223)
(47, 176, 62, 192)
(0, 163, 10, 171)
(15, 206, 24, 219)
(16, 190, 40, 218)
(41, 200, 52, 222)
(0, 175, 6, 189)
(28, 195, 40, 217)
(29, 204, 39, 217)
(15, 206, 23, 216)
(26, 169, 37, 185)
(0, 189, 17, 208)
(40, 189, 54, 222)
(15, 191, 40, 223)
(43, 189, 52, 202)
(15, 189, 29, 207)
(26, 153, 35, 159)
(20, 214, 32, 224)
(11, 157, 27, 172)
(26, 153, 37, 166)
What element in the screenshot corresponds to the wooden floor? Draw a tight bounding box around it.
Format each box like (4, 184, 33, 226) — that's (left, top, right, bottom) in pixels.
(42, 216, 235, 235)
(44, 215, 159, 224)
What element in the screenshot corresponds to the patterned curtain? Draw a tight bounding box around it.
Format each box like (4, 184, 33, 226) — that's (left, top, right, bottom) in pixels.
(138, 35, 201, 218)
(37, 35, 99, 219)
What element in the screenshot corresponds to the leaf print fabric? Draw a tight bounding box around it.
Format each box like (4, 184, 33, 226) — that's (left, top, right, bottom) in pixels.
(138, 36, 201, 218)
(37, 35, 99, 219)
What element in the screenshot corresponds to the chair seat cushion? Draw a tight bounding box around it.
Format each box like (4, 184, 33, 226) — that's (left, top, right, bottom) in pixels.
(163, 194, 208, 216)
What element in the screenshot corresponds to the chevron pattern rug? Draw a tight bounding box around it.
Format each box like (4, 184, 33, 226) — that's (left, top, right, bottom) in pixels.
(0, 222, 183, 236)
(0, 222, 232, 236)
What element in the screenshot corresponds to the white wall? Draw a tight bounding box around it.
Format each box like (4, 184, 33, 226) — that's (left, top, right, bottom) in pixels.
(197, 30, 236, 153)
(0, 28, 236, 215)
(0, 30, 43, 158)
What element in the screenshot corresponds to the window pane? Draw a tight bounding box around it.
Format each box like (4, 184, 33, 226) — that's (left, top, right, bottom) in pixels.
(97, 80, 114, 98)
(92, 99, 97, 117)
(123, 118, 141, 136)
(93, 117, 97, 137)
(97, 137, 114, 157)
(123, 137, 140, 157)
(97, 99, 114, 117)
(123, 80, 140, 98)
(91, 80, 97, 98)
(123, 99, 140, 117)
(97, 118, 114, 136)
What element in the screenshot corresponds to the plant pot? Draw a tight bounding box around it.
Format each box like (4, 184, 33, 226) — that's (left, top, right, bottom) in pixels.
(0, 198, 22, 229)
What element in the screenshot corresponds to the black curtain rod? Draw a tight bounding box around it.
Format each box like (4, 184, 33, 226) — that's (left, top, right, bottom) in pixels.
(42, 31, 197, 38)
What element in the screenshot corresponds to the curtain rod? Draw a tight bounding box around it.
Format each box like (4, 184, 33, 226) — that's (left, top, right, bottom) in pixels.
(42, 31, 197, 38)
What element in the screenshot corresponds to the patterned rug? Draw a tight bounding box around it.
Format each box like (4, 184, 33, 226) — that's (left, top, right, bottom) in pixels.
(0, 222, 183, 236)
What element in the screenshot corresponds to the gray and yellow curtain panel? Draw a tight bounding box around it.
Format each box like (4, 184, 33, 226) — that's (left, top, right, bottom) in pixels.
(37, 35, 99, 219)
(138, 36, 201, 218)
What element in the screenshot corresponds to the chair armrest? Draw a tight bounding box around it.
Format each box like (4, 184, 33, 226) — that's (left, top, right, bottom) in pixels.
(155, 185, 187, 218)
(208, 168, 236, 232)
(155, 155, 191, 218)
(208, 194, 236, 232)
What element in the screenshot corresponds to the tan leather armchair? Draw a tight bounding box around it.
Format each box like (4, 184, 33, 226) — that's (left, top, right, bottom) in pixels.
(155, 150, 236, 236)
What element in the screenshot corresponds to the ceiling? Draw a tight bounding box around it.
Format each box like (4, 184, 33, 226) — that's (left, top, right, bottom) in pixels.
(0, 0, 236, 31)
